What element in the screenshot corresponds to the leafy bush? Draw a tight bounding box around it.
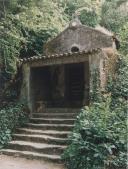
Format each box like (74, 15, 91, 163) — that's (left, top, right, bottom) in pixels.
(0, 102, 29, 148)
(107, 56, 128, 104)
(100, 0, 128, 33)
(118, 23, 128, 55)
(62, 57, 127, 169)
(79, 9, 99, 27)
(62, 98, 127, 169)
(113, 57, 128, 98)
(62, 0, 100, 27)
(0, 1, 68, 98)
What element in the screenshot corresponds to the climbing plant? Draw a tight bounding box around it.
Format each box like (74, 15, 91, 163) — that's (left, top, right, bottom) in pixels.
(118, 22, 128, 55)
(0, 102, 29, 148)
(90, 68, 102, 102)
(62, 59, 127, 168)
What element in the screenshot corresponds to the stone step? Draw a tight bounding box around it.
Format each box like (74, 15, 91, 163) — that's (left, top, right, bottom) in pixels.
(30, 118, 75, 124)
(0, 149, 61, 163)
(41, 108, 80, 113)
(13, 134, 69, 145)
(32, 113, 77, 118)
(0, 107, 77, 163)
(16, 129, 71, 138)
(25, 123, 74, 131)
(6, 141, 66, 155)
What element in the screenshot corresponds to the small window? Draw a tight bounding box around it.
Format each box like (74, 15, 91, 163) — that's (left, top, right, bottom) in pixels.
(71, 46, 79, 53)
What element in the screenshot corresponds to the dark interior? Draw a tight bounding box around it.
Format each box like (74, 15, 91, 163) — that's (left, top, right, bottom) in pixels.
(31, 66, 52, 103)
(31, 62, 86, 108)
(65, 63, 85, 107)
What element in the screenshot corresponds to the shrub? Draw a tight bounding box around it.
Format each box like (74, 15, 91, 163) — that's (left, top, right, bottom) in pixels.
(62, 57, 128, 169)
(0, 102, 29, 148)
(111, 56, 128, 100)
(62, 57, 127, 169)
(62, 98, 127, 169)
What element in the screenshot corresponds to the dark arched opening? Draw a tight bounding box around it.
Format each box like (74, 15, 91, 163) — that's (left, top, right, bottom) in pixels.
(71, 46, 80, 53)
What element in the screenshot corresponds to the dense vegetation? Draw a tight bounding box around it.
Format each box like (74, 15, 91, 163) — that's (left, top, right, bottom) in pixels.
(0, 0, 127, 168)
(0, 102, 29, 148)
(0, 0, 127, 89)
(62, 56, 128, 169)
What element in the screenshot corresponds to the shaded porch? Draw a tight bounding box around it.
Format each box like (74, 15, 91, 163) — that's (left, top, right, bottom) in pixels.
(30, 62, 89, 110)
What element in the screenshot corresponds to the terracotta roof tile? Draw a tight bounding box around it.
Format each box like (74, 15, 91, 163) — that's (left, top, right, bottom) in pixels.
(20, 48, 101, 64)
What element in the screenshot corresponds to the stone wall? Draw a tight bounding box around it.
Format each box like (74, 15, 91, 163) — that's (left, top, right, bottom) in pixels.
(101, 48, 118, 89)
(44, 25, 113, 55)
(20, 50, 105, 112)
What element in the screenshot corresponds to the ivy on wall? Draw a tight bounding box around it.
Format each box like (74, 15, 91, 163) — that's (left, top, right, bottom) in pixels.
(62, 58, 127, 169)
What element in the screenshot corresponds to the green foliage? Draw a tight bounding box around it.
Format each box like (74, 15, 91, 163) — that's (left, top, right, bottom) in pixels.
(100, 0, 128, 33)
(90, 68, 102, 102)
(107, 56, 128, 102)
(0, 102, 29, 148)
(61, 0, 100, 27)
(79, 9, 99, 27)
(118, 23, 128, 55)
(0, 1, 127, 168)
(62, 98, 127, 169)
(112, 57, 128, 100)
(0, 15, 22, 74)
(0, 0, 19, 18)
(100, 0, 128, 59)
(17, 3, 67, 57)
(62, 58, 127, 169)
(0, 0, 68, 94)
(0, 0, 127, 80)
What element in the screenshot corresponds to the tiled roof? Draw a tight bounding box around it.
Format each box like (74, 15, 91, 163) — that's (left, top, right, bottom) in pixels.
(20, 48, 101, 64)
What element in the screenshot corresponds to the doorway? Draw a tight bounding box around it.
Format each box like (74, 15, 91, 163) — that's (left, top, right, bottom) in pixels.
(65, 63, 85, 107)
(31, 62, 87, 110)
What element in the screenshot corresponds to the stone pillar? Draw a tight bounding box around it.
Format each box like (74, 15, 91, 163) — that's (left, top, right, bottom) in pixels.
(83, 60, 89, 106)
(89, 51, 102, 101)
(20, 64, 32, 113)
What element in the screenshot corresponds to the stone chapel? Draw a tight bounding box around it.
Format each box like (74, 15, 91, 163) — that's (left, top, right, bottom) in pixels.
(20, 18, 117, 113)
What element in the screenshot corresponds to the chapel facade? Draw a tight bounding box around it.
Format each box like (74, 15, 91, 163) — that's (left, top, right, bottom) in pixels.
(20, 18, 117, 113)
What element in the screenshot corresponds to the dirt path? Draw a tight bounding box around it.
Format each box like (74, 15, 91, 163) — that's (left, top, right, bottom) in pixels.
(0, 155, 66, 169)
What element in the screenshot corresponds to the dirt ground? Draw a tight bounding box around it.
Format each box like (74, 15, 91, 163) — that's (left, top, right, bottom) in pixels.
(0, 155, 66, 169)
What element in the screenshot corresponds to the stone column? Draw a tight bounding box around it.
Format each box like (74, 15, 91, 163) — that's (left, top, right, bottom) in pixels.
(83, 60, 89, 106)
(89, 50, 103, 102)
(20, 64, 32, 113)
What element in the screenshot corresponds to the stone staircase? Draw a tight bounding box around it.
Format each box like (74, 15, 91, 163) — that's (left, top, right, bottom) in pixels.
(0, 108, 79, 162)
